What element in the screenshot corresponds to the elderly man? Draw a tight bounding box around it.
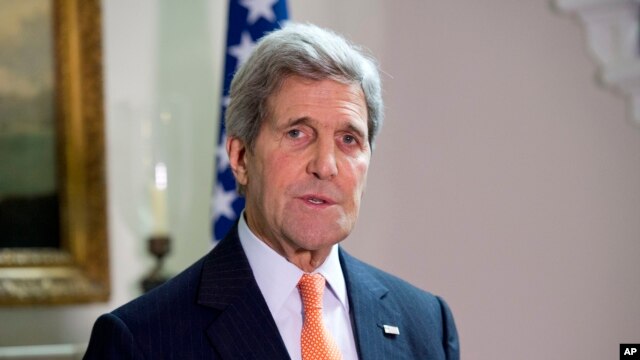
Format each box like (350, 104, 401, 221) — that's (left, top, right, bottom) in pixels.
(85, 23, 459, 360)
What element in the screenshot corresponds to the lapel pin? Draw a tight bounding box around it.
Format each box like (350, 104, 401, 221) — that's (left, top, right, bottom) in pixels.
(383, 324, 400, 335)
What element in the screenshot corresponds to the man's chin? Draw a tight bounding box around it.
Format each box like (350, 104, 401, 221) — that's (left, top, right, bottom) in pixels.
(284, 221, 349, 250)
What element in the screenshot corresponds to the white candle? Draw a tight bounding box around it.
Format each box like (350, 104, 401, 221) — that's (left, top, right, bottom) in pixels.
(151, 163, 168, 235)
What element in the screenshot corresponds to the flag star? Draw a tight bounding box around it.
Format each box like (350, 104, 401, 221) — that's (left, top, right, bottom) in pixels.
(213, 184, 237, 221)
(228, 31, 256, 67)
(216, 134, 230, 172)
(222, 96, 231, 108)
(239, 0, 278, 25)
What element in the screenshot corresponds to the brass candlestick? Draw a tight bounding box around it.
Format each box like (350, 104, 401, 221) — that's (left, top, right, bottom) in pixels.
(141, 235, 171, 293)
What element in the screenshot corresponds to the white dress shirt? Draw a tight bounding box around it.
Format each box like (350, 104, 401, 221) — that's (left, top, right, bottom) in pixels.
(238, 213, 358, 360)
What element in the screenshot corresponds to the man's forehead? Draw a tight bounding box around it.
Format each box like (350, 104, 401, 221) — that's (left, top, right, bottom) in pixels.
(270, 77, 366, 115)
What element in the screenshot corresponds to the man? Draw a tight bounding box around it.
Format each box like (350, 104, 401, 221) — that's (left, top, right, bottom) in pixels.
(85, 23, 459, 359)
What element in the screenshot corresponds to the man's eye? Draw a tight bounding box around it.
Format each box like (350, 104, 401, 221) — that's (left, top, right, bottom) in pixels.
(287, 129, 302, 138)
(343, 135, 356, 144)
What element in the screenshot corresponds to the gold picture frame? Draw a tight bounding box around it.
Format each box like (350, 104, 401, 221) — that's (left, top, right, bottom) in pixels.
(0, 0, 109, 305)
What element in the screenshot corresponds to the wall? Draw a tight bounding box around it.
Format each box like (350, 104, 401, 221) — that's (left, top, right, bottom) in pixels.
(1, 1, 639, 359)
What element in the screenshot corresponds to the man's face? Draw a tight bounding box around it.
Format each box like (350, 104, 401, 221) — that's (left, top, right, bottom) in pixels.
(231, 75, 371, 257)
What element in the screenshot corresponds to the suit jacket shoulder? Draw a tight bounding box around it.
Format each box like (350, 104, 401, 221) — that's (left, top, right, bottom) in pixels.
(85, 227, 290, 360)
(84, 255, 217, 359)
(340, 249, 460, 360)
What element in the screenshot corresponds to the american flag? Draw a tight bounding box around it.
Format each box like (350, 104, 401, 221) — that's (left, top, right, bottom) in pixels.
(212, 0, 289, 241)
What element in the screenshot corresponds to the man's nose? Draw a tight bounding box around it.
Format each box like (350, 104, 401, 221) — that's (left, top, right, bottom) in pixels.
(307, 139, 338, 180)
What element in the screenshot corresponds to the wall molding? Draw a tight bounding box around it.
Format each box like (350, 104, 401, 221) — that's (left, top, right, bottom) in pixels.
(0, 344, 85, 360)
(554, 0, 640, 126)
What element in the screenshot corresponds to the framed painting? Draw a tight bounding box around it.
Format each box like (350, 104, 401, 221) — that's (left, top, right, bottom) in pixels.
(0, 0, 109, 305)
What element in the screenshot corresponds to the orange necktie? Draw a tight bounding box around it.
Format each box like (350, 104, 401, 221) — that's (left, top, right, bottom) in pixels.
(298, 273, 343, 360)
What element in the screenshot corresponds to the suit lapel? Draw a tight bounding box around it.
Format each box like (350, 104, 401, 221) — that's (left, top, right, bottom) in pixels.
(340, 249, 404, 360)
(197, 226, 291, 359)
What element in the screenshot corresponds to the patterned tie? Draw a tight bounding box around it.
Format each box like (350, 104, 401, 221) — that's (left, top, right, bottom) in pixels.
(298, 273, 343, 360)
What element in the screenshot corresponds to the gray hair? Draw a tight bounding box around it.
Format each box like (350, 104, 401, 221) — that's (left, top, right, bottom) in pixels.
(225, 23, 384, 152)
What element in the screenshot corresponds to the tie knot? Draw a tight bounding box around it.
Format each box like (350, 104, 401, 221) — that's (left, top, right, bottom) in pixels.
(298, 273, 326, 309)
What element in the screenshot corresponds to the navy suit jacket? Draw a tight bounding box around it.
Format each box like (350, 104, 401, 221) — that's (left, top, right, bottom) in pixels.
(85, 226, 459, 359)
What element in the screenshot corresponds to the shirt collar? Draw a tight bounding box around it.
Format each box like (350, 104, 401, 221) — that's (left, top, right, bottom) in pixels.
(237, 212, 349, 315)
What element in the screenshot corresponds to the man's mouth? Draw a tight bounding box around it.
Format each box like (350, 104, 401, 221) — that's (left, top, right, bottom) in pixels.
(300, 195, 335, 206)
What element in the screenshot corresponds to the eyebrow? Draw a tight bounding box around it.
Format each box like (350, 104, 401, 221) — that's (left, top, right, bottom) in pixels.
(283, 116, 367, 140)
(284, 116, 311, 129)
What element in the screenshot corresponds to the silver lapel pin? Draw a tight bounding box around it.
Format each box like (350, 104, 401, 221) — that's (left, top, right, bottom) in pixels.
(383, 324, 400, 335)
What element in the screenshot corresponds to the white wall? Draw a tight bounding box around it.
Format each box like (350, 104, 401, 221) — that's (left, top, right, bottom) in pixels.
(1, 1, 639, 359)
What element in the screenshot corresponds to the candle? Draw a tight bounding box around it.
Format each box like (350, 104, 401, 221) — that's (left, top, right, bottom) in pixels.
(151, 162, 168, 235)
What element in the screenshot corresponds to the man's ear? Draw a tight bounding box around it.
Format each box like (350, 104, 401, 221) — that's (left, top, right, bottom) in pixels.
(226, 136, 248, 186)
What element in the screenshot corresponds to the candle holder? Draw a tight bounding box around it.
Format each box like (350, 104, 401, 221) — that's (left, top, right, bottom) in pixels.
(141, 234, 171, 293)
(140, 108, 174, 293)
